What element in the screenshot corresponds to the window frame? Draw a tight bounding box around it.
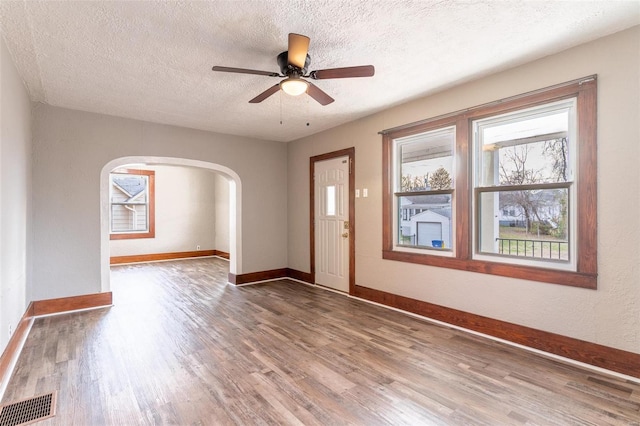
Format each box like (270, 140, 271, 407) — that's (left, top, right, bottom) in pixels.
(382, 76, 597, 289)
(471, 98, 577, 270)
(109, 169, 156, 240)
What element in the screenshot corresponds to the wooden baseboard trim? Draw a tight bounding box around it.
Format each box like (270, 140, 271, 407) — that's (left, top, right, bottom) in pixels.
(217, 266, 639, 378)
(354, 285, 640, 379)
(111, 250, 217, 265)
(32, 292, 113, 317)
(229, 268, 288, 285)
(214, 250, 230, 259)
(0, 303, 35, 399)
(228, 268, 314, 285)
(286, 268, 314, 284)
(1, 291, 112, 398)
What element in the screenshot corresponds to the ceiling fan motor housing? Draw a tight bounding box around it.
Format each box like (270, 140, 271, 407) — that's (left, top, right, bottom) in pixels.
(277, 51, 310, 75)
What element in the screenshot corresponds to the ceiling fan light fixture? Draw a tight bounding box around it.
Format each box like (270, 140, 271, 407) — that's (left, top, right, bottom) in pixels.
(280, 77, 308, 96)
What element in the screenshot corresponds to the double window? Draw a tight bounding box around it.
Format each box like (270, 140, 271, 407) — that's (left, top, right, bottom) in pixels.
(382, 77, 597, 288)
(109, 169, 155, 240)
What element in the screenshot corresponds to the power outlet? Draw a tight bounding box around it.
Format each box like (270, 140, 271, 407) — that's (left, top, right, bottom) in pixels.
(196, 245, 201, 250)
(8, 325, 13, 336)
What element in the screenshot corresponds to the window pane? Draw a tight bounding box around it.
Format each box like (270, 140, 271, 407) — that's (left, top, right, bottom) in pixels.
(478, 188, 569, 261)
(478, 110, 571, 187)
(397, 127, 454, 192)
(110, 173, 150, 234)
(326, 185, 336, 216)
(111, 175, 148, 202)
(111, 204, 148, 232)
(398, 194, 452, 249)
(482, 110, 568, 145)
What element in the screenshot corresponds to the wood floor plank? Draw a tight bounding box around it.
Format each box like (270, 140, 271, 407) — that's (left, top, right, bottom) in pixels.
(2, 257, 639, 425)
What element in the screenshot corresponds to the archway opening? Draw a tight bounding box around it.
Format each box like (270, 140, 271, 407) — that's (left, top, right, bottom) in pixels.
(100, 156, 242, 292)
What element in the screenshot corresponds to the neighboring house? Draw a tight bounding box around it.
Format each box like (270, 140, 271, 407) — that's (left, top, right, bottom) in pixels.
(497, 190, 563, 230)
(498, 206, 525, 227)
(110, 175, 149, 233)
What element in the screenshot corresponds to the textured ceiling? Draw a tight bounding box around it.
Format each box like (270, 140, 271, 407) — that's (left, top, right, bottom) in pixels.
(1, 1, 638, 142)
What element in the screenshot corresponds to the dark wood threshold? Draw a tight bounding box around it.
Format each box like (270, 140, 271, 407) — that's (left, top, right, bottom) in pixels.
(354, 284, 640, 379)
(228, 268, 313, 285)
(110, 250, 217, 265)
(1, 291, 112, 396)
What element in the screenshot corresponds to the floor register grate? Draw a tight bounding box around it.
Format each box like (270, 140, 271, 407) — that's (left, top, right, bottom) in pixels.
(0, 392, 56, 426)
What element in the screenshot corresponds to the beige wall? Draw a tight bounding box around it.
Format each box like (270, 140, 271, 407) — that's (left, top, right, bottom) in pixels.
(110, 165, 229, 257)
(5, 22, 638, 365)
(0, 38, 32, 353)
(287, 26, 640, 354)
(32, 105, 287, 300)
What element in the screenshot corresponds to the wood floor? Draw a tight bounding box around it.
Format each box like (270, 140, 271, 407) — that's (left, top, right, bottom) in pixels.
(2, 258, 640, 425)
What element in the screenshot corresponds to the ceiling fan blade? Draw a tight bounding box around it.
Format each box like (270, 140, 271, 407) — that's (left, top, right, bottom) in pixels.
(288, 33, 310, 69)
(310, 65, 375, 80)
(212, 66, 280, 77)
(249, 84, 281, 103)
(307, 82, 334, 106)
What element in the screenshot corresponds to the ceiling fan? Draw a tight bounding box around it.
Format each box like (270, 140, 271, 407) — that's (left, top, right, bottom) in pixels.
(212, 33, 375, 106)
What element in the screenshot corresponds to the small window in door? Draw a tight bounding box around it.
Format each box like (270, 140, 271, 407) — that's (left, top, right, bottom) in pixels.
(326, 185, 336, 216)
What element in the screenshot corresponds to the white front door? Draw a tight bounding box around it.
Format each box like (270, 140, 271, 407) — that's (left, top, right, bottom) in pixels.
(315, 156, 350, 292)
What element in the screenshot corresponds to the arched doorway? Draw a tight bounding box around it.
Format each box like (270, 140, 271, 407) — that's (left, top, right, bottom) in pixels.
(100, 156, 242, 292)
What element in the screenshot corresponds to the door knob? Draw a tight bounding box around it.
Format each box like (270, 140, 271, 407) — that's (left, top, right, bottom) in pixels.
(342, 232, 349, 238)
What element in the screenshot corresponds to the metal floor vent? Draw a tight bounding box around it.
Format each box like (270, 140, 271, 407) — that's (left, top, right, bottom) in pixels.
(0, 392, 56, 426)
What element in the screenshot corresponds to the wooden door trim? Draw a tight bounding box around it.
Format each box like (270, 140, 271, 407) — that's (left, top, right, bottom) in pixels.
(310, 148, 356, 294)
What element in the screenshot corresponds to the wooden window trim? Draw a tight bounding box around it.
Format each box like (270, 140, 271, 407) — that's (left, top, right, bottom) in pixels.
(382, 77, 597, 289)
(109, 169, 156, 240)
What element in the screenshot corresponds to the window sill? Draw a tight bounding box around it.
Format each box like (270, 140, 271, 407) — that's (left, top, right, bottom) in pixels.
(382, 250, 597, 289)
(110, 232, 155, 240)
(394, 245, 455, 257)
